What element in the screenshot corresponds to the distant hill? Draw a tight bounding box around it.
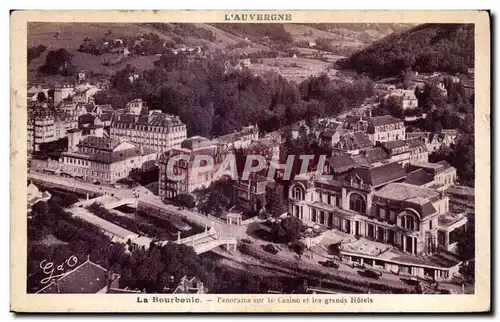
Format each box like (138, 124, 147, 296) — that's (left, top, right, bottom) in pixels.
(336, 23, 474, 78)
(27, 22, 414, 84)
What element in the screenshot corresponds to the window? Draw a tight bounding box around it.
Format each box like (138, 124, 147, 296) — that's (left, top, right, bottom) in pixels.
(379, 207, 386, 219)
(349, 193, 366, 214)
(311, 209, 317, 222)
(429, 219, 433, 230)
(293, 186, 305, 200)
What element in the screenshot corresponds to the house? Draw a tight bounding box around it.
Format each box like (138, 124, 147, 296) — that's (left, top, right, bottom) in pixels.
(445, 185, 474, 214)
(378, 140, 411, 165)
(290, 120, 310, 139)
(404, 139, 429, 163)
(406, 131, 430, 144)
(158, 136, 229, 199)
(333, 131, 373, 156)
(232, 174, 271, 212)
(343, 115, 368, 132)
(407, 161, 457, 188)
(366, 115, 405, 145)
(319, 128, 343, 147)
(213, 125, 259, 150)
(385, 89, 419, 110)
(308, 41, 316, 47)
(427, 130, 459, 152)
(351, 147, 390, 168)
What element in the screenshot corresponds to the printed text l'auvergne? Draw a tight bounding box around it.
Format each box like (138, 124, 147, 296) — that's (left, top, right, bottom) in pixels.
(224, 13, 292, 22)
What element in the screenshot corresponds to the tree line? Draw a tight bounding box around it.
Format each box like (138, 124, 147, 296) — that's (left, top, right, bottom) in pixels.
(93, 53, 374, 138)
(336, 23, 474, 78)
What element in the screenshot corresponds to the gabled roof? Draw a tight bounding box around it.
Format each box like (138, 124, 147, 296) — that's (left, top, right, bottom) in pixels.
(352, 162, 406, 187)
(36, 259, 110, 294)
(336, 131, 372, 151)
(353, 147, 389, 166)
(369, 115, 403, 127)
(77, 136, 121, 151)
(380, 140, 408, 151)
(78, 114, 96, 125)
(405, 168, 435, 186)
(98, 112, 113, 122)
(327, 155, 357, 173)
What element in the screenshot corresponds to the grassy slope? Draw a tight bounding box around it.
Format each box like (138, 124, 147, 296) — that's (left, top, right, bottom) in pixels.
(27, 22, 411, 84)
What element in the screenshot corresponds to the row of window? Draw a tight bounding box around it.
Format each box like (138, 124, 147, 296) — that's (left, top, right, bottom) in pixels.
(111, 125, 186, 133)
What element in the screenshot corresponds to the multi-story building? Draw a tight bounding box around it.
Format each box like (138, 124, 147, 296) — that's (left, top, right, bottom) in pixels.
(408, 161, 457, 187)
(378, 140, 411, 165)
(232, 175, 271, 212)
(332, 131, 373, 156)
(213, 125, 259, 150)
(158, 136, 228, 200)
(30, 132, 157, 184)
(288, 163, 467, 281)
(27, 109, 78, 153)
(125, 98, 148, 115)
(366, 115, 405, 145)
(405, 138, 429, 163)
(385, 89, 419, 110)
(110, 110, 187, 153)
(54, 85, 75, 107)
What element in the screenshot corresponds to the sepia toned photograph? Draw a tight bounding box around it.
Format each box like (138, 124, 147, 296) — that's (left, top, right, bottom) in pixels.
(10, 10, 490, 313)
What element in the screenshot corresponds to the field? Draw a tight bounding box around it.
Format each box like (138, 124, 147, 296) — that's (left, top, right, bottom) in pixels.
(26, 22, 404, 85)
(243, 57, 342, 84)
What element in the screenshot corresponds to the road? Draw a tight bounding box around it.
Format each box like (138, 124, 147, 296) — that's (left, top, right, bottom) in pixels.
(28, 171, 247, 238)
(28, 171, 471, 294)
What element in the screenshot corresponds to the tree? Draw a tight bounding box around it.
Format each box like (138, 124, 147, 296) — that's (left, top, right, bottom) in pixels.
(36, 91, 47, 103)
(271, 216, 303, 243)
(39, 48, 75, 76)
(265, 183, 286, 217)
(175, 193, 196, 209)
(31, 201, 50, 217)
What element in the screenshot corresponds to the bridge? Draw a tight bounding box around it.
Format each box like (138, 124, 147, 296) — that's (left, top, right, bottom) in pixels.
(168, 227, 237, 254)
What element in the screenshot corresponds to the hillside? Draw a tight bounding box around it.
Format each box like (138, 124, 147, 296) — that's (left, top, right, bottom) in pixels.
(336, 23, 474, 78)
(27, 22, 413, 85)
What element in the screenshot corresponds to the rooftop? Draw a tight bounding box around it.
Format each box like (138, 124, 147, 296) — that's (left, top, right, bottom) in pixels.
(368, 115, 403, 127)
(36, 259, 111, 294)
(327, 155, 357, 173)
(380, 140, 408, 150)
(351, 162, 406, 187)
(335, 131, 373, 151)
(405, 169, 435, 186)
(77, 136, 121, 151)
(374, 183, 440, 204)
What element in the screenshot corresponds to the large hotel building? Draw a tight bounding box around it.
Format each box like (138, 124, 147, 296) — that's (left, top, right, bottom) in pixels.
(288, 155, 468, 281)
(110, 99, 187, 153)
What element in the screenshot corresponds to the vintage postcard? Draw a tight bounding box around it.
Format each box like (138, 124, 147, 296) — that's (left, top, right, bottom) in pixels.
(10, 10, 490, 313)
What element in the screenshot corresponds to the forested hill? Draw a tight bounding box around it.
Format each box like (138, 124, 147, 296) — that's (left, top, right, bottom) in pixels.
(336, 23, 474, 78)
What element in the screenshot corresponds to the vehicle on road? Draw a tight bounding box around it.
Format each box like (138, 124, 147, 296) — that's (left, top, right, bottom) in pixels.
(262, 243, 279, 255)
(362, 269, 382, 279)
(241, 238, 254, 244)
